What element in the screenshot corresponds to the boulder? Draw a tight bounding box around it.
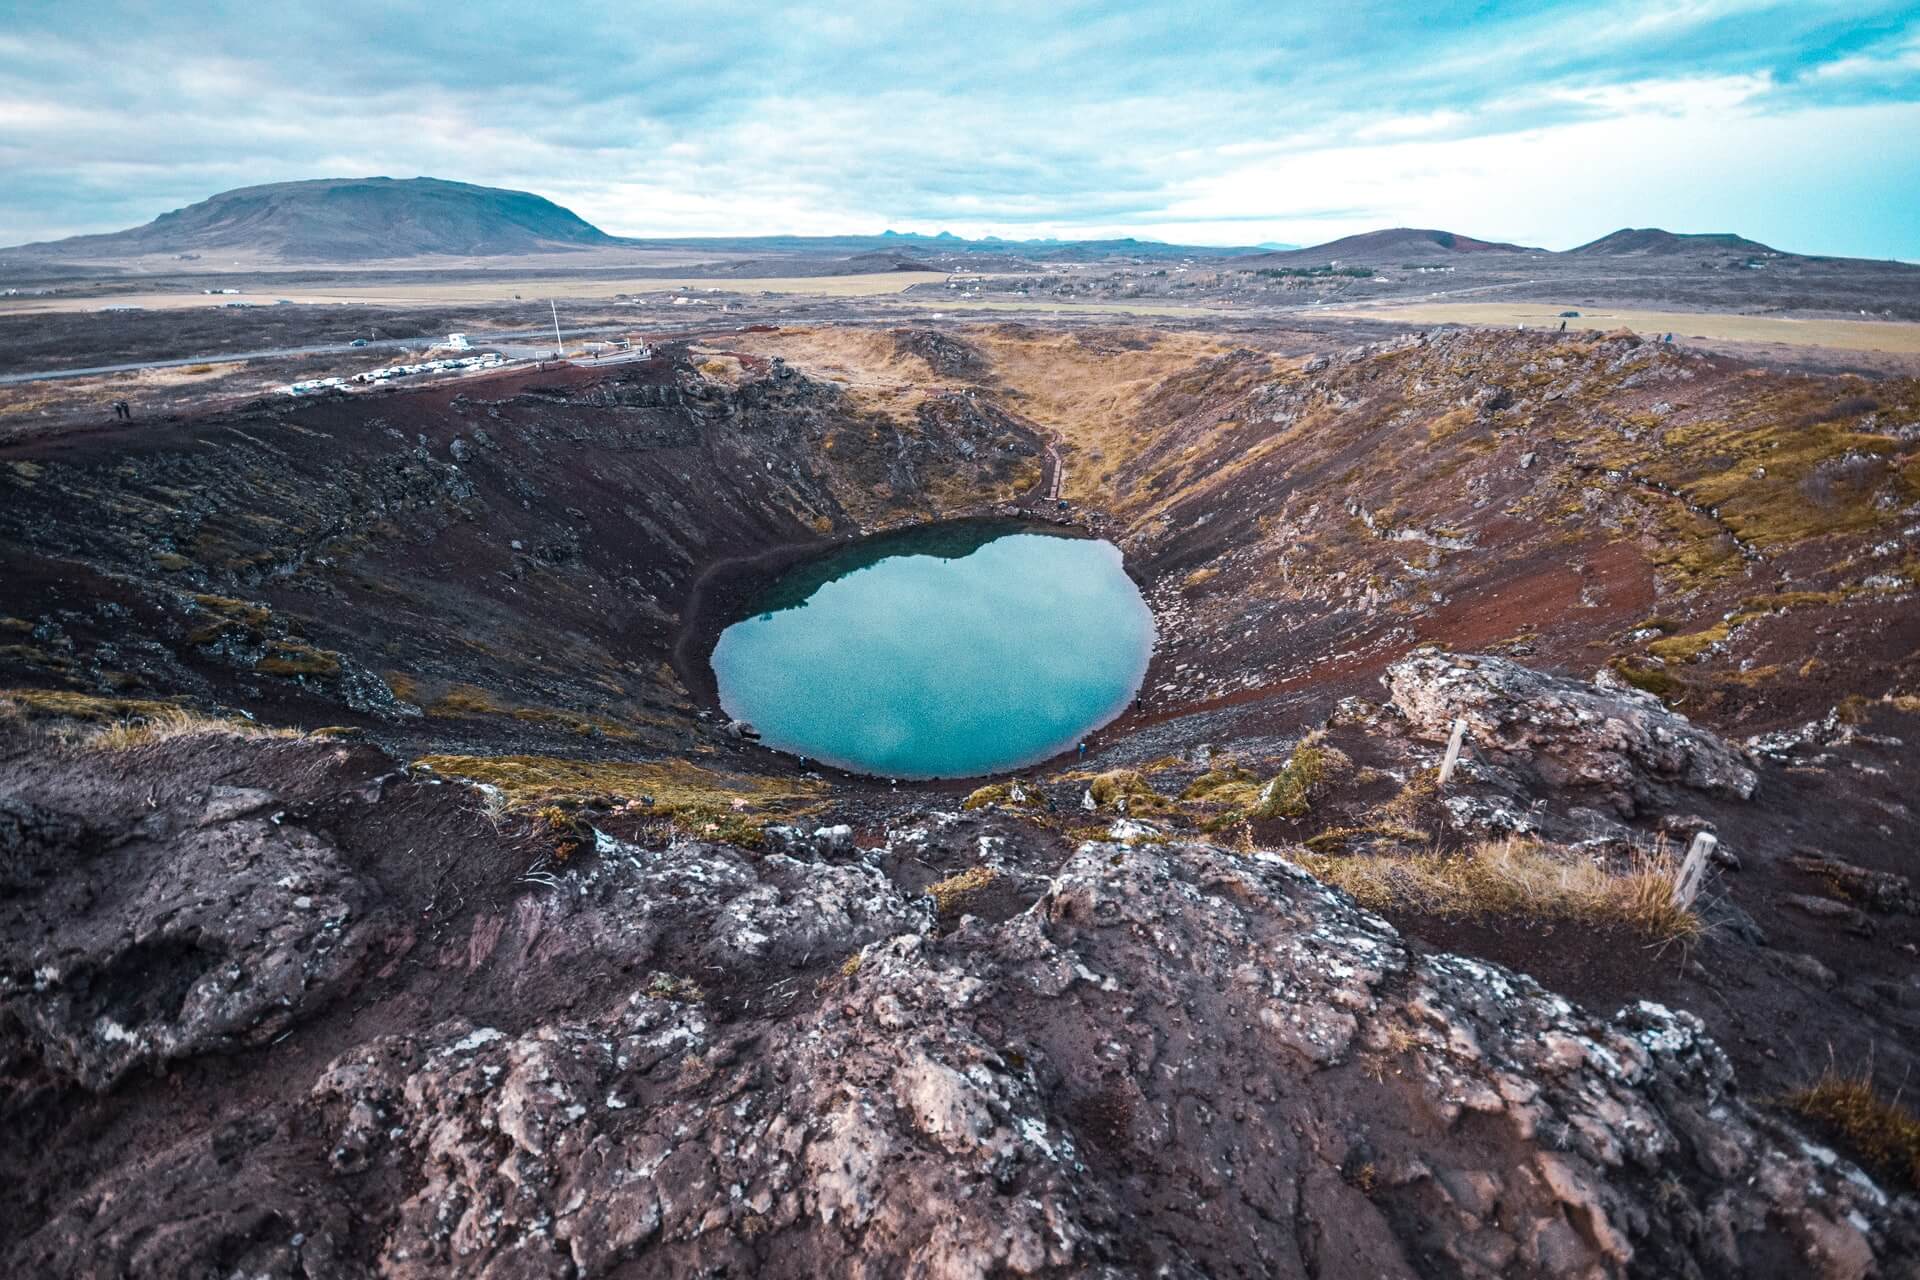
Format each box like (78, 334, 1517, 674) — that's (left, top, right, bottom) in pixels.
(0, 786, 378, 1089)
(1386, 651, 1757, 814)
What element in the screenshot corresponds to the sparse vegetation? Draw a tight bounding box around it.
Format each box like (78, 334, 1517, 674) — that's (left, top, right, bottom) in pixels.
(1252, 265, 1373, 279)
(92, 707, 302, 750)
(255, 640, 343, 678)
(961, 781, 1039, 810)
(1786, 1071, 1920, 1192)
(644, 972, 707, 1003)
(1085, 769, 1175, 814)
(1608, 656, 1686, 701)
(412, 752, 823, 843)
(425, 682, 642, 739)
(185, 594, 273, 645)
(1183, 737, 1346, 829)
(926, 865, 998, 919)
(1647, 622, 1732, 664)
(1299, 837, 1703, 945)
(0, 688, 184, 724)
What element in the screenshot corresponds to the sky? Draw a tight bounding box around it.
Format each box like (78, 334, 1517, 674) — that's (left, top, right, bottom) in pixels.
(2, 0, 1918, 258)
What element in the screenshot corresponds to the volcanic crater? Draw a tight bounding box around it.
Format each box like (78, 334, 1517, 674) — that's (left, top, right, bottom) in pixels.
(3, 321, 1919, 1277)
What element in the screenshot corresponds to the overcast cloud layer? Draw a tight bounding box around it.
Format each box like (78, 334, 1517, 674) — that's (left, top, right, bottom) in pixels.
(2, 0, 1918, 257)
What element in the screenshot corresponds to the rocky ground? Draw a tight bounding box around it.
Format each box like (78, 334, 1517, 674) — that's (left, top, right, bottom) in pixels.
(2, 318, 1918, 1276)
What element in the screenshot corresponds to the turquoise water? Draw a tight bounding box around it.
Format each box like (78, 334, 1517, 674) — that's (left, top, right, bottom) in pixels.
(711, 526, 1155, 778)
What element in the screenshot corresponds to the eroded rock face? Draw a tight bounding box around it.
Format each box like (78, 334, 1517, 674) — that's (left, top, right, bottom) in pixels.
(1386, 651, 1759, 814)
(4, 737, 1909, 1279)
(0, 784, 377, 1090)
(279, 841, 1904, 1279)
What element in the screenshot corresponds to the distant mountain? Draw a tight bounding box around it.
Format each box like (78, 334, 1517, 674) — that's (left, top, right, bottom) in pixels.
(6, 177, 618, 261)
(1569, 228, 1782, 256)
(1241, 227, 1543, 265)
(634, 230, 1264, 263)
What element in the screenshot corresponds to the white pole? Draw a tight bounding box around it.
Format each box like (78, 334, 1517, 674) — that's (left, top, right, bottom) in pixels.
(1437, 717, 1469, 786)
(550, 299, 563, 358)
(1672, 832, 1716, 909)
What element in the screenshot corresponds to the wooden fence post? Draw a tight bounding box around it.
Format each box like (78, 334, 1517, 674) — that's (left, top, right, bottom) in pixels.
(1437, 718, 1469, 787)
(1672, 832, 1717, 909)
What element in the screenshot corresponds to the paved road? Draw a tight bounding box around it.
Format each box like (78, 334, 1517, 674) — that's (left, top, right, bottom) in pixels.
(0, 325, 629, 386)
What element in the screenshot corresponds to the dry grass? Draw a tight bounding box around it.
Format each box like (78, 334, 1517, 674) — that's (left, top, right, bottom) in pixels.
(0, 688, 184, 724)
(425, 681, 642, 739)
(413, 752, 823, 845)
(1299, 837, 1703, 945)
(1786, 1071, 1920, 1192)
(0, 691, 300, 749)
(93, 707, 302, 749)
(1320, 303, 1920, 355)
(965, 327, 1236, 504)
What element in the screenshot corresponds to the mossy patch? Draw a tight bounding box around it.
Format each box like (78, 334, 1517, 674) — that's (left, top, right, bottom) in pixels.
(962, 781, 1039, 810)
(1184, 738, 1345, 829)
(1608, 657, 1686, 701)
(255, 641, 343, 678)
(926, 865, 999, 919)
(1084, 769, 1175, 814)
(1647, 622, 1731, 664)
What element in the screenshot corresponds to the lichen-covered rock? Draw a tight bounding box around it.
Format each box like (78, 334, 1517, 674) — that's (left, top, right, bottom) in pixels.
(1386, 650, 1758, 814)
(283, 840, 1909, 1278)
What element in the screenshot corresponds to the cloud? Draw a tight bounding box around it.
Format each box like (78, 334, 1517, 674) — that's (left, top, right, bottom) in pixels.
(0, 0, 1916, 257)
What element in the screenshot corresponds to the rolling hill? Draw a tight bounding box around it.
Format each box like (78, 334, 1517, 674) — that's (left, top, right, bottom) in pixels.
(1242, 227, 1543, 265)
(1571, 228, 1782, 256)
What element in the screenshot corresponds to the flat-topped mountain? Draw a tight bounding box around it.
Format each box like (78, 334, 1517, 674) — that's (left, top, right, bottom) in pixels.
(1570, 227, 1782, 256)
(6, 177, 619, 262)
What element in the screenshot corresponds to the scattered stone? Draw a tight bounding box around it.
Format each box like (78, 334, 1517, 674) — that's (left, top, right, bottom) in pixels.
(1786, 851, 1914, 914)
(1779, 893, 1874, 936)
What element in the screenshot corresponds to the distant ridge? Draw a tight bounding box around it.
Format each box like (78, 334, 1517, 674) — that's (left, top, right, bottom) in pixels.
(6, 177, 618, 261)
(1242, 227, 1543, 265)
(1570, 228, 1781, 256)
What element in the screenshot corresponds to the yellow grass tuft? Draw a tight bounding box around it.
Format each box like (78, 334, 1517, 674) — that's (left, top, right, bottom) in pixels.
(1299, 837, 1702, 945)
(91, 706, 301, 750)
(1786, 1071, 1920, 1192)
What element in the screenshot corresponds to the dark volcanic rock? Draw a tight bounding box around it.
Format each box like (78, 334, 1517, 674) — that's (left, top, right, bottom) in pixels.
(287, 840, 1907, 1278)
(15, 820, 1908, 1277)
(0, 781, 378, 1089)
